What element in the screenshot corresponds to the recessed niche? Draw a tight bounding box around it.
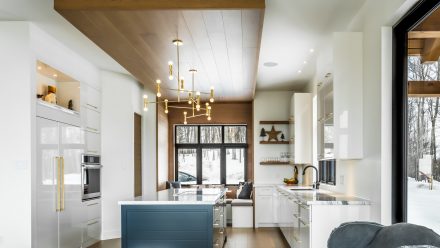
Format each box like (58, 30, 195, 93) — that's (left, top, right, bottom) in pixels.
(36, 60, 80, 112)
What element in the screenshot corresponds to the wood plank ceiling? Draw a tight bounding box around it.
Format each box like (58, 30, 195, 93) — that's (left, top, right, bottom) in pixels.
(408, 7, 440, 63)
(55, 0, 265, 101)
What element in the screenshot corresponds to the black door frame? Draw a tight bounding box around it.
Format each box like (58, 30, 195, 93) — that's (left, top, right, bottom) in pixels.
(392, 0, 440, 223)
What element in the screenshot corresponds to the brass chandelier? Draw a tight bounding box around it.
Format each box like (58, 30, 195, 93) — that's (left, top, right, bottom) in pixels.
(143, 39, 215, 124)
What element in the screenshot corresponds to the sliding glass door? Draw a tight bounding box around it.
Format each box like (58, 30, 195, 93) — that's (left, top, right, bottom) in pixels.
(393, 0, 440, 232)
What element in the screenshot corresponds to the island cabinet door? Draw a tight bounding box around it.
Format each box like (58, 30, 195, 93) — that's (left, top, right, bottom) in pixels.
(121, 204, 214, 248)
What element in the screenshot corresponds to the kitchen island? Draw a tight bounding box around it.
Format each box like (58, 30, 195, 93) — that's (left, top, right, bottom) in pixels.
(119, 188, 227, 248)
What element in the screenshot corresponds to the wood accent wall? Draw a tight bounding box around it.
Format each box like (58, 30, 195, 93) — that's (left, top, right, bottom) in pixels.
(134, 113, 142, 197)
(166, 102, 254, 182)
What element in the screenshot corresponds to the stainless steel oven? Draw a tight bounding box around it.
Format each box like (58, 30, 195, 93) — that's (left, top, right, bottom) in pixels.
(81, 154, 102, 201)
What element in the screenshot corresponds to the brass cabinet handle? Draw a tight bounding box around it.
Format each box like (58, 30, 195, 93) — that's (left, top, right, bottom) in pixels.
(61, 157, 65, 211)
(56, 157, 61, 212)
(87, 203, 99, 207)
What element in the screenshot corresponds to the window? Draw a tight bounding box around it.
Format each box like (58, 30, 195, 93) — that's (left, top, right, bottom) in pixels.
(175, 125, 247, 185)
(319, 159, 336, 185)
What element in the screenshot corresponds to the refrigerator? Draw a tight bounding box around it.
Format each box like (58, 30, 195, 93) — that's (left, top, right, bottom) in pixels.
(36, 116, 84, 248)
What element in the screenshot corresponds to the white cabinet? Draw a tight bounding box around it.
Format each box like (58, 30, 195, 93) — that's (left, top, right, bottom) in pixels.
(255, 186, 277, 227)
(36, 116, 85, 248)
(82, 84, 101, 112)
(85, 131, 101, 155)
(276, 187, 371, 248)
(80, 83, 101, 157)
(290, 93, 313, 164)
(83, 199, 101, 247)
(83, 108, 101, 133)
(333, 32, 363, 159)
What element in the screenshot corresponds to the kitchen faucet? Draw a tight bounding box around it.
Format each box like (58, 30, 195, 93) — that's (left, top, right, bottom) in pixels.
(302, 165, 320, 189)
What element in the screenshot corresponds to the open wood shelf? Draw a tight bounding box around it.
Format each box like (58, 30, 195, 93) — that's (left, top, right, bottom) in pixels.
(260, 161, 290, 165)
(259, 120, 290, 124)
(260, 141, 290, 144)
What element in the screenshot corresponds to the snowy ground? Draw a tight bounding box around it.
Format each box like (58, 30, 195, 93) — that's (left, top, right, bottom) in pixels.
(408, 177, 440, 234)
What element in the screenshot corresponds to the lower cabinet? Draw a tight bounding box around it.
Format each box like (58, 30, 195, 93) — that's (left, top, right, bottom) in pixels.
(275, 187, 370, 248)
(255, 186, 277, 227)
(82, 199, 101, 247)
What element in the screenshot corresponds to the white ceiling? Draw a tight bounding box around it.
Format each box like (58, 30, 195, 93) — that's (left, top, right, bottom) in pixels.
(0, 0, 128, 74)
(257, 0, 367, 91)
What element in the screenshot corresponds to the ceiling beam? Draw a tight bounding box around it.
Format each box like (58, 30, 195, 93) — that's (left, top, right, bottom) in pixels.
(408, 81, 440, 97)
(54, 0, 265, 11)
(421, 38, 440, 63)
(408, 31, 440, 39)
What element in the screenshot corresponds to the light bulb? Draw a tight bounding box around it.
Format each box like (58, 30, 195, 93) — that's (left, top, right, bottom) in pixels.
(165, 109, 169, 114)
(207, 116, 211, 121)
(184, 121, 187, 125)
(196, 91, 200, 96)
(144, 107, 148, 112)
(143, 94, 148, 99)
(157, 92, 161, 97)
(196, 105, 200, 111)
(188, 100, 192, 104)
(210, 98, 214, 103)
(169, 75, 174, 80)
(168, 61, 173, 65)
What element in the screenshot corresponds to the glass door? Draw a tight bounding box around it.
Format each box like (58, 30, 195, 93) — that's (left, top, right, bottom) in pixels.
(403, 3, 440, 233)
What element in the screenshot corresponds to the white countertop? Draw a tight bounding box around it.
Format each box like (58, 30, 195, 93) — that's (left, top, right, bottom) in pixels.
(276, 185, 370, 205)
(118, 188, 226, 205)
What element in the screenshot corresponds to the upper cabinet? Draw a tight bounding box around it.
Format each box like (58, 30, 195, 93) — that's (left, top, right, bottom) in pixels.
(333, 32, 363, 159)
(82, 85, 101, 113)
(317, 78, 334, 159)
(290, 93, 313, 164)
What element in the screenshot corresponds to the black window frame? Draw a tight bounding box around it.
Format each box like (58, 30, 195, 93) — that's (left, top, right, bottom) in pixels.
(175, 124, 248, 185)
(392, 0, 440, 224)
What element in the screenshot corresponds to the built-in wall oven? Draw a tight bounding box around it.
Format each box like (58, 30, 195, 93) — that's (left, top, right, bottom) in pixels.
(82, 154, 102, 201)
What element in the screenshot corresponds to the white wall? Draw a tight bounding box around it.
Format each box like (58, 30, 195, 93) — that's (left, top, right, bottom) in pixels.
(100, 70, 146, 239)
(308, 0, 418, 223)
(142, 89, 157, 197)
(0, 21, 33, 248)
(254, 91, 294, 184)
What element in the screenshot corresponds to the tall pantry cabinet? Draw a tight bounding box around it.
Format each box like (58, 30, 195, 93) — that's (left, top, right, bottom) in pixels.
(36, 104, 84, 248)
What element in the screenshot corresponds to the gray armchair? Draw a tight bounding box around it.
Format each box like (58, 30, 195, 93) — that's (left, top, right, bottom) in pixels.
(328, 222, 440, 248)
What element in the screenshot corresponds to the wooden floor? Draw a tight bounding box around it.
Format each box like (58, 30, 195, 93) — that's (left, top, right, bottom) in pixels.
(91, 227, 289, 248)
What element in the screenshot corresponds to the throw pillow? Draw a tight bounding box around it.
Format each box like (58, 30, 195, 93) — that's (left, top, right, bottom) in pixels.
(238, 181, 253, 199)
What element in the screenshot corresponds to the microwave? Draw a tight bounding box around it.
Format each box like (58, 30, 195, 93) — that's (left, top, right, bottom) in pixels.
(81, 154, 102, 201)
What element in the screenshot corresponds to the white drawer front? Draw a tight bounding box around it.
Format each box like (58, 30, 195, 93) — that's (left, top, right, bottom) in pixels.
(85, 218, 101, 243)
(83, 85, 101, 112)
(85, 200, 101, 221)
(85, 131, 100, 155)
(85, 108, 100, 133)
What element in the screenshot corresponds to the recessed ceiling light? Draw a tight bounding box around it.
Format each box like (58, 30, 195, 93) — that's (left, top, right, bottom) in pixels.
(303, 61, 307, 64)
(53, 74, 58, 78)
(298, 70, 302, 74)
(263, 62, 278, 67)
(37, 66, 42, 70)
(310, 48, 314, 53)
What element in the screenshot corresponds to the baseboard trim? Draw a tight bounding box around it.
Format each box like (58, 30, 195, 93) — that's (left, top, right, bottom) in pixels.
(101, 229, 121, 240)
